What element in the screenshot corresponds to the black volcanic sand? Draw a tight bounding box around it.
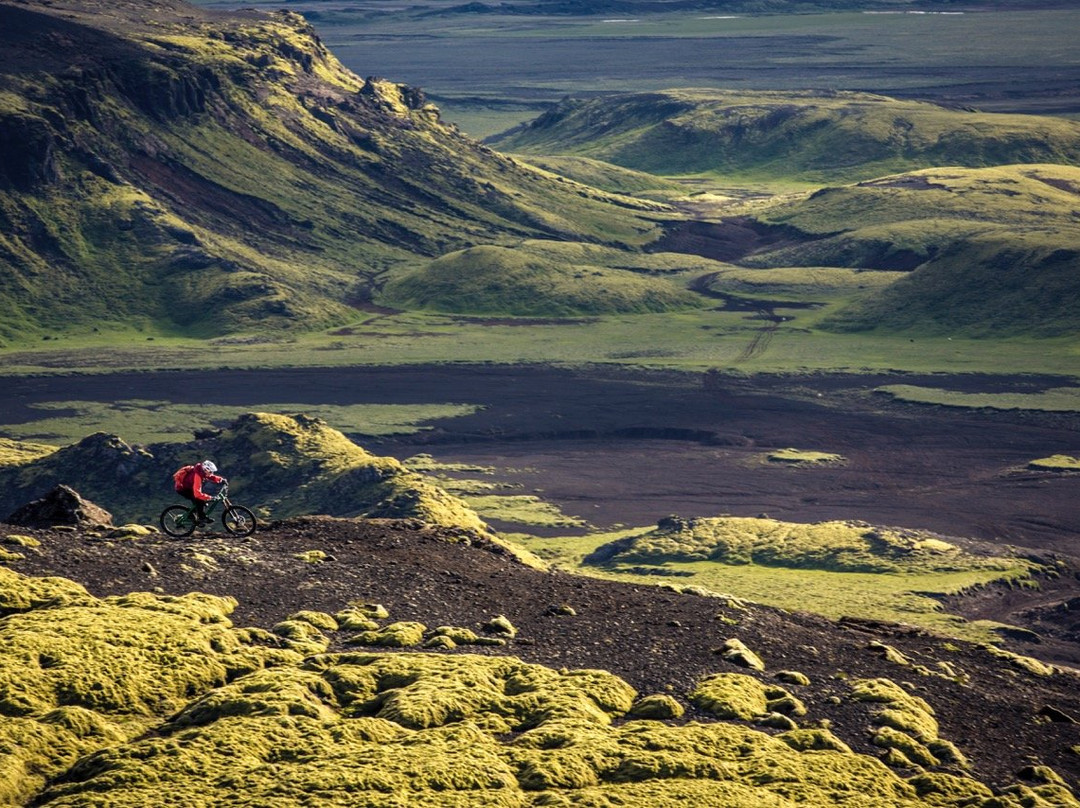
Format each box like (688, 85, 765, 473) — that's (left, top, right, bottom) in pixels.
(2, 365, 1078, 550)
(5, 516, 1080, 794)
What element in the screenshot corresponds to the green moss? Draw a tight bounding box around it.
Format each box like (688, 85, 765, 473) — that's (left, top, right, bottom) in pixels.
(0, 568, 296, 803)
(345, 621, 427, 648)
(294, 549, 328, 563)
(483, 614, 518, 638)
(432, 626, 482, 644)
(0, 437, 58, 466)
(1029, 454, 1080, 471)
(627, 694, 685, 720)
(591, 514, 1015, 576)
(780, 728, 853, 754)
(869, 641, 913, 667)
(347, 602, 390, 619)
(982, 644, 1058, 676)
(851, 679, 939, 742)
(381, 241, 705, 318)
(690, 672, 771, 720)
(874, 726, 940, 768)
(776, 670, 811, 687)
(909, 771, 993, 803)
(717, 638, 765, 671)
(767, 448, 846, 465)
(270, 619, 331, 655)
(2, 534, 40, 548)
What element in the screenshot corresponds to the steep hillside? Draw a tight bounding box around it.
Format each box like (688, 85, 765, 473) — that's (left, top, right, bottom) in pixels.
(0, 0, 667, 343)
(0, 412, 487, 530)
(490, 89, 1080, 184)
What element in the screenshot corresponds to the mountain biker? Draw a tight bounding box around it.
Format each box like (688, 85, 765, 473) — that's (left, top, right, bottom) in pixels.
(172, 460, 226, 525)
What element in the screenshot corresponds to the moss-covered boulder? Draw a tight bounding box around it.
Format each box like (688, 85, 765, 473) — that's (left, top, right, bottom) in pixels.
(0, 413, 489, 531)
(0, 568, 298, 805)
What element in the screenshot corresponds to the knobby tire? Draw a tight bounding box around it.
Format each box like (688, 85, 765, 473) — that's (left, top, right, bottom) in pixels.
(222, 505, 256, 537)
(160, 505, 196, 537)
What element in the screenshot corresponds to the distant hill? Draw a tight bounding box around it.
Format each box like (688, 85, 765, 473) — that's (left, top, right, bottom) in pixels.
(0, 0, 666, 343)
(490, 89, 1080, 184)
(742, 165, 1080, 337)
(380, 240, 712, 316)
(430, 0, 1080, 14)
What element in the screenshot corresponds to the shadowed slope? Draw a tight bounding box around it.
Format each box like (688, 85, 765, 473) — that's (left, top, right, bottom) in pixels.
(0, 0, 667, 342)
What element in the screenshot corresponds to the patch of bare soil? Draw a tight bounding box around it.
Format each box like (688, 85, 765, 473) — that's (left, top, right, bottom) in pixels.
(3, 365, 1079, 659)
(4, 516, 1080, 793)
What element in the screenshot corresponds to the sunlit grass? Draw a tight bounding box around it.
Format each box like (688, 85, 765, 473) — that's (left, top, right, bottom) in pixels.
(876, 385, 1080, 413)
(508, 522, 1035, 645)
(0, 400, 481, 446)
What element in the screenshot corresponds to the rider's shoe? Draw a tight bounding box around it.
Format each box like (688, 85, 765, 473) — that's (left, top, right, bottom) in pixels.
(198, 516, 214, 525)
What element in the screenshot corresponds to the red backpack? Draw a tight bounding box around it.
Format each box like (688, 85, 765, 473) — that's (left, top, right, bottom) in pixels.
(173, 465, 195, 493)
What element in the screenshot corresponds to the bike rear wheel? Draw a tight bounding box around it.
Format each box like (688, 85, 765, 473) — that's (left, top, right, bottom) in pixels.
(160, 505, 196, 537)
(222, 505, 256, 537)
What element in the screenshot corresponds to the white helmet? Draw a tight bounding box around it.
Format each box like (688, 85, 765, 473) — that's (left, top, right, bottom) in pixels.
(200, 460, 218, 474)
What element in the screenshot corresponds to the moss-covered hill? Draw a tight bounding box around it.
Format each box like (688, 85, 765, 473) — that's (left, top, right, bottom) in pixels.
(490, 89, 1080, 184)
(0, 0, 668, 344)
(733, 165, 1080, 337)
(0, 411, 486, 530)
(380, 240, 711, 316)
(3, 517, 1080, 807)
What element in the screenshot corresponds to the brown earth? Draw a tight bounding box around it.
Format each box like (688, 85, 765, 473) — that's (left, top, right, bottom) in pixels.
(4, 515, 1080, 795)
(3, 364, 1079, 649)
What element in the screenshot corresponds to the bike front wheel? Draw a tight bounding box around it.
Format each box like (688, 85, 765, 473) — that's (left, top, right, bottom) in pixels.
(222, 505, 257, 537)
(160, 505, 196, 537)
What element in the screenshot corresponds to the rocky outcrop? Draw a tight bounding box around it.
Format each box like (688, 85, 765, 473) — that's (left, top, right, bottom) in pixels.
(7, 484, 114, 528)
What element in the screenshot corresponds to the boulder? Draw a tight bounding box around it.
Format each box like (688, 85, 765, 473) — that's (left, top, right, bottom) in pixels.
(6, 485, 114, 528)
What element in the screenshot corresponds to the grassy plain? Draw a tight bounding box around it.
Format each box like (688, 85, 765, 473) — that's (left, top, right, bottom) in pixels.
(285, 7, 1080, 136)
(3, 309, 1079, 380)
(509, 524, 1035, 644)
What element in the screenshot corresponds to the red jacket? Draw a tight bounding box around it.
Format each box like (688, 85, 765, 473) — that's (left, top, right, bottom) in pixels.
(174, 465, 224, 501)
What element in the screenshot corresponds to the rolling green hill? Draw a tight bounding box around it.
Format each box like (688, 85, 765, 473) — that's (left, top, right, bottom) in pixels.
(0, 0, 667, 344)
(380, 240, 712, 316)
(490, 89, 1080, 184)
(741, 165, 1080, 336)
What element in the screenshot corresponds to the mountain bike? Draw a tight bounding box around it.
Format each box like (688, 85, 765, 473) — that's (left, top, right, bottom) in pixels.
(159, 482, 257, 538)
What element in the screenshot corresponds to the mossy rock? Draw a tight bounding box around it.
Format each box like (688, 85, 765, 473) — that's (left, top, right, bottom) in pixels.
(874, 726, 940, 768)
(335, 608, 381, 632)
(851, 678, 939, 742)
(869, 641, 912, 667)
(104, 524, 155, 539)
(779, 728, 853, 754)
(3, 534, 41, 548)
(690, 672, 771, 720)
(345, 621, 427, 648)
(717, 638, 765, 671)
(432, 626, 482, 644)
(776, 670, 811, 687)
(627, 694, 685, 721)
(270, 619, 331, 655)
(286, 610, 339, 632)
(756, 711, 798, 731)
(348, 602, 390, 620)
(1028, 454, 1080, 471)
(0, 569, 296, 803)
(483, 614, 518, 638)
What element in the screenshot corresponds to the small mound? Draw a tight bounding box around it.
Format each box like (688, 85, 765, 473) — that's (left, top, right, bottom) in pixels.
(381, 242, 704, 317)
